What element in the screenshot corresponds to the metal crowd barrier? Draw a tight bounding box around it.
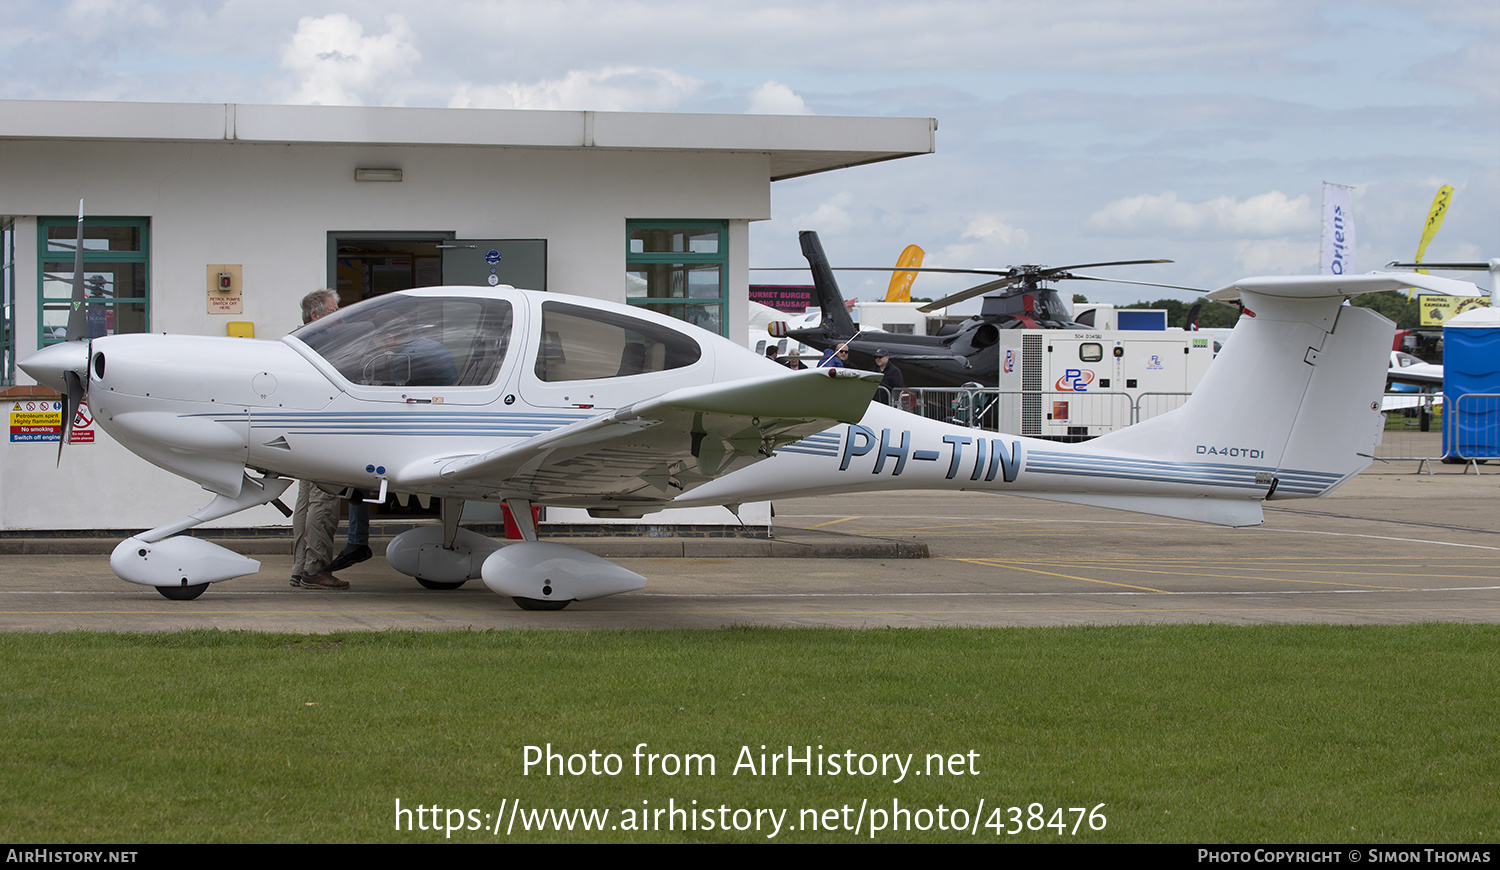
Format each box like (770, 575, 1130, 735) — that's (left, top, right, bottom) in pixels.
(1441, 392, 1499, 474)
(1376, 392, 1444, 466)
(895, 388, 1189, 437)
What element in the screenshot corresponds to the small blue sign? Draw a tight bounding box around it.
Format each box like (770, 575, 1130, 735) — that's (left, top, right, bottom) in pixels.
(485, 249, 501, 264)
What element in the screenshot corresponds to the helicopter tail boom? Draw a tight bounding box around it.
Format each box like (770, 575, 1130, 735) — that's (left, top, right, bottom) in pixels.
(799, 230, 859, 337)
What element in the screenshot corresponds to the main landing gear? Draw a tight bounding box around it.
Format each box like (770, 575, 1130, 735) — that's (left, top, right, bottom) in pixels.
(384, 497, 646, 610)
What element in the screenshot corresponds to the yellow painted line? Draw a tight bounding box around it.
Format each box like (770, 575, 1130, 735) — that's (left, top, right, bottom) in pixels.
(987, 563, 1498, 584)
(959, 558, 1419, 592)
(872, 523, 1170, 534)
(948, 558, 1168, 593)
(806, 517, 860, 529)
(989, 556, 1500, 566)
(7, 608, 1500, 618)
(0, 609, 486, 615)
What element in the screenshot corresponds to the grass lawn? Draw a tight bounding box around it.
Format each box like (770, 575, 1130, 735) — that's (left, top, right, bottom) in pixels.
(0, 624, 1494, 843)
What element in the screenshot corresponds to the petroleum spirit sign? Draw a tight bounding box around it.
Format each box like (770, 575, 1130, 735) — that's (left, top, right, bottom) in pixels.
(7, 400, 94, 443)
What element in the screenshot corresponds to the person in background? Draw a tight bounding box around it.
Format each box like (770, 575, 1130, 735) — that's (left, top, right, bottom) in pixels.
(874, 348, 905, 405)
(290, 289, 349, 590)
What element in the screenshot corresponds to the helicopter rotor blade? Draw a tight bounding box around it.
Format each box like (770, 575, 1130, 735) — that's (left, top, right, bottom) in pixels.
(753, 265, 1023, 276)
(917, 275, 1026, 312)
(1034, 258, 1173, 275)
(760, 253, 1178, 313)
(1064, 274, 1206, 294)
(754, 260, 1172, 277)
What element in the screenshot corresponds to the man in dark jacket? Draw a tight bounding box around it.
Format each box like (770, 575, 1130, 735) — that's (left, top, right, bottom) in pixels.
(874, 348, 904, 405)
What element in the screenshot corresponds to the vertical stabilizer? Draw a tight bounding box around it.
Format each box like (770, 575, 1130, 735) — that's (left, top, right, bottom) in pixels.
(1095, 273, 1477, 497)
(799, 230, 858, 336)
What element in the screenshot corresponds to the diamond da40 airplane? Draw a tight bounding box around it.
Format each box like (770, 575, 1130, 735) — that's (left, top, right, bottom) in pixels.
(20, 237, 1478, 608)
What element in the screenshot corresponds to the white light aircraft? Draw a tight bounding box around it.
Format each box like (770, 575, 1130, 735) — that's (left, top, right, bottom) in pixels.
(19, 231, 1480, 608)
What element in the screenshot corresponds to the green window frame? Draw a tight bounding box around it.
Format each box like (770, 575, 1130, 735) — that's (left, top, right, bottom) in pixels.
(625, 220, 728, 337)
(36, 216, 150, 345)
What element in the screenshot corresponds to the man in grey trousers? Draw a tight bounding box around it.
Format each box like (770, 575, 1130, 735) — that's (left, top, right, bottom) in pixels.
(289, 288, 348, 590)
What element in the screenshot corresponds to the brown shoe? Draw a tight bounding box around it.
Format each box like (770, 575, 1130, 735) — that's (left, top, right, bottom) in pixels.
(295, 571, 349, 590)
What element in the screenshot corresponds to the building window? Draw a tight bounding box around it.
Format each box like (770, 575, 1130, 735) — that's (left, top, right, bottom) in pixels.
(625, 220, 727, 336)
(2, 218, 14, 384)
(36, 217, 149, 345)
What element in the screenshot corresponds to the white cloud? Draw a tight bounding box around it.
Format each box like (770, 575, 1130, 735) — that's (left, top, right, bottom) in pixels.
(961, 215, 1027, 246)
(279, 13, 419, 106)
(1414, 40, 1500, 107)
(937, 215, 1030, 265)
(793, 192, 858, 236)
(449, 67, 702, 112)
(1233, 238, 1317, 275)
(1086, 191, 1315, 238)
(747, 81, 812, 114)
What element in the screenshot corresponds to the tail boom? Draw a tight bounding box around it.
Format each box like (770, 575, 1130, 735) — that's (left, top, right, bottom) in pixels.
(681, 273, 1436, 527)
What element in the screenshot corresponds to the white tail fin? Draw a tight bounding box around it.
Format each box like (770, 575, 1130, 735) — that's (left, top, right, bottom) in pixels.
(1096, 272, 1480, 499)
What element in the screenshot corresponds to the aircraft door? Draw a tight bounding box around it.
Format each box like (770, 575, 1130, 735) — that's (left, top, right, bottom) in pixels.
(441, 240, 547, 291)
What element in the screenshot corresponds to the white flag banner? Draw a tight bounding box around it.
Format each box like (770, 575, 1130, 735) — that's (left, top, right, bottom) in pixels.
(1321, 182, 1355, 275)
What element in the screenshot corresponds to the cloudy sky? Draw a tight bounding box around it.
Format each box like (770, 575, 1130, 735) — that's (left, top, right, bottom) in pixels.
(3, 0, 1495, 305)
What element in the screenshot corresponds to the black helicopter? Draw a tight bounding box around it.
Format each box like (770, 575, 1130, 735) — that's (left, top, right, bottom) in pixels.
(768, 230, 1195, 388)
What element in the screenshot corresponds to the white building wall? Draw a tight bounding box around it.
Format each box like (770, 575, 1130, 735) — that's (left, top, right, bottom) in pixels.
(1, 139, 771, 530)
(3, 139, 769, 343)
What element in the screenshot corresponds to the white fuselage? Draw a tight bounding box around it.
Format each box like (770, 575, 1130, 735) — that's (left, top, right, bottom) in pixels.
(69, 282, 1384, 530)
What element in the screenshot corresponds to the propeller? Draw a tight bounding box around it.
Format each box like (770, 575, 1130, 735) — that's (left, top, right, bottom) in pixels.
(59, 200, 88, 464)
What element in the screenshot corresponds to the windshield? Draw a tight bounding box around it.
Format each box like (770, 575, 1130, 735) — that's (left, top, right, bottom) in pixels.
(295, 294, 513, 387)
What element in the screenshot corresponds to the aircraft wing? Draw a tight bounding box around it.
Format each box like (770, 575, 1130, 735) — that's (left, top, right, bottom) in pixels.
(1386, 368, 1443, 388)
(403, 368, 881, 513)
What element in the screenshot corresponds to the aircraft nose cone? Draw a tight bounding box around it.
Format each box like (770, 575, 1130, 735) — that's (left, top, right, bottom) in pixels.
(18, 342, 89, 392)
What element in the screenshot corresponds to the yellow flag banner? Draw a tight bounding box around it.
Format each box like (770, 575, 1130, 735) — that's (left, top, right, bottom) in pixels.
(1414, 185, 1453, 274)
(884, 244, 925, 302)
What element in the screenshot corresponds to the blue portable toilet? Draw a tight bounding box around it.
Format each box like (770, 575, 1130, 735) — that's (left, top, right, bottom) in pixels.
(1442, 307, 1500, 459)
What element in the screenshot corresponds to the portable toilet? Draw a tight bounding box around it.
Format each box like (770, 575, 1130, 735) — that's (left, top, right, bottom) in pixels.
(1441, 306, 1500, 460)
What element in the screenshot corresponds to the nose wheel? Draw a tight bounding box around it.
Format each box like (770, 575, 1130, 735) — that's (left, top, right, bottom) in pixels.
(416, 578, 467, 591)
(156, 583, 209, 601)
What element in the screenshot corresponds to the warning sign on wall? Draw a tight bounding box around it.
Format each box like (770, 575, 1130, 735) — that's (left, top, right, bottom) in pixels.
(7, 400, 94, 443)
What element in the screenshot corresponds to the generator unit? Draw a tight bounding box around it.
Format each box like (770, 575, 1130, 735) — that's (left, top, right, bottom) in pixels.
(994, 330, 1215, 439)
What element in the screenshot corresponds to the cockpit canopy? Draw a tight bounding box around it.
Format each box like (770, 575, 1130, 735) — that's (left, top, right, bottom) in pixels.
(295, 294, 512, 387)
(980, 289, 1079, 326)
(292, 292, 707, 391)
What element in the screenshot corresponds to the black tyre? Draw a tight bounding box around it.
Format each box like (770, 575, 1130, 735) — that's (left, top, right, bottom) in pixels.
(513, 597, 571, 611)
(156, 583, 208, 601)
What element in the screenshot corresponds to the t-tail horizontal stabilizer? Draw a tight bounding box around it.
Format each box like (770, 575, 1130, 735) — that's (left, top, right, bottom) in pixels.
(1078, 271, 1484, 524)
